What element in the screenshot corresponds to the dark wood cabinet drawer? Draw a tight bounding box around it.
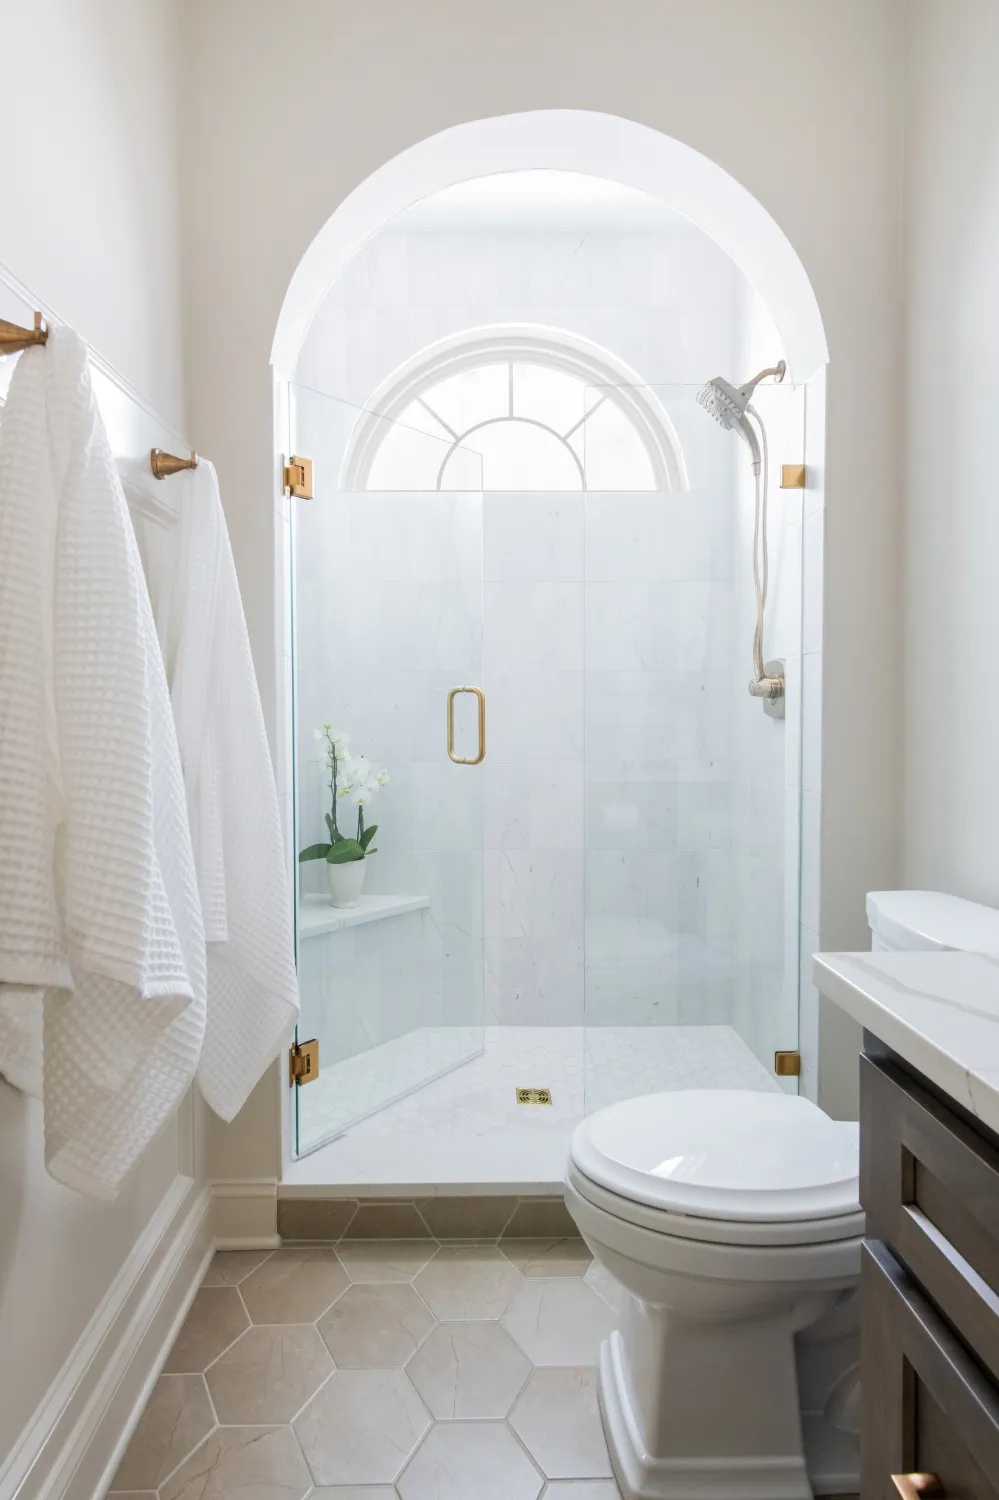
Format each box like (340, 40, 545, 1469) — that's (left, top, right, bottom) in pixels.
(863, 1240, 999, 1500)
(861, 1054, 999, 1376)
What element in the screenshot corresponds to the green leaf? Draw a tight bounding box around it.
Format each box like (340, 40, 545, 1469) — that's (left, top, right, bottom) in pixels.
(299, 842, 332, 862)
(325, 839, 365, 865)
(325, 812, 342, 843)
(359, 823, 378, 850)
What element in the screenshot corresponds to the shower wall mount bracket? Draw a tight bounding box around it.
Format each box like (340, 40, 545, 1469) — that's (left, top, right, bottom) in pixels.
(749, 659, 786, 720)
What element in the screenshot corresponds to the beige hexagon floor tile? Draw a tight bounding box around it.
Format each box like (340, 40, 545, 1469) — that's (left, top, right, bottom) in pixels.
(111, 1375, 214, 1491)
(317, 1282, 435, 1367)
(510, 1368, 612, 1480)
(397, 1421, 543, 1500)
(293, 1368, 431, 1485)
(159, 1425, 311, 1500)
(501, 1239, 592, 1278)
(406, 1321, 530, 1419)
(241, 1248, 348, 1323)
(163, 1288, 249, 1373)
(414, 1244, 523, 1319)
(206, 1323, 334, 1423)
(202, 1249, 273, 1287)
(502, 1280, 616, 1366)
(336, 1239, 437, 1283)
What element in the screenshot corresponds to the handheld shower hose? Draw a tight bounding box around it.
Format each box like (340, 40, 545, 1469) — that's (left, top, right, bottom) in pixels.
(696, 362, 786, 707)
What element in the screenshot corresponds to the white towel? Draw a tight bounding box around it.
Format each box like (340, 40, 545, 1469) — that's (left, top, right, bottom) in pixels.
(163, 460, 299, 1120)
(0, 327, 206, 1198)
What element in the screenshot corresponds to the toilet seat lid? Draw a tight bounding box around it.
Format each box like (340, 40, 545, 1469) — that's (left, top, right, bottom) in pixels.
(570, 1090, 859, 1222)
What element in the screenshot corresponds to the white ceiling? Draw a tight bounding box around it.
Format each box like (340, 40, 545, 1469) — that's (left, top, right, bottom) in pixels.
(395, 171, 696, 233)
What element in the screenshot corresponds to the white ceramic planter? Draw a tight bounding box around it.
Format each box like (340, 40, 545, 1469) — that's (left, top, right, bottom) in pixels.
(327, 858, 367, 908)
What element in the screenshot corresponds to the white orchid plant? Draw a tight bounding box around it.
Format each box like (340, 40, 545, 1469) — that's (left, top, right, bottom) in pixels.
(299, 726, 389, 867)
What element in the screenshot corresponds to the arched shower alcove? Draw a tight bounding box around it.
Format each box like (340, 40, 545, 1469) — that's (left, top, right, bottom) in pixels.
(272, 111, 828, 1186)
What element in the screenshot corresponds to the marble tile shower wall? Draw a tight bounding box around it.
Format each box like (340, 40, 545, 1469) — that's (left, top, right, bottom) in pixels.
(481, 479, 736, 1027)
(296, 227, 743, 409)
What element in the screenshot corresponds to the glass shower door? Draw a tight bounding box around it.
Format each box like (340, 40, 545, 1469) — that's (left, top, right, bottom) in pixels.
(581, 381, 805, 1117)
(289, 383, 486, 1155)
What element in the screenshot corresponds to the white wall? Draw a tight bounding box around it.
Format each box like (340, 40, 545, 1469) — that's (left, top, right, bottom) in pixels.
(0, 0, 186, 432)
(183, 0, 903, 1160)
(0, 1, 207, 1483)
(901, 0, 999, 906)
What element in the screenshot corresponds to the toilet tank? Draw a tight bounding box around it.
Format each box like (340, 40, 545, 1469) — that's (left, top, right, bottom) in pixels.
(867, 890, 999, 954)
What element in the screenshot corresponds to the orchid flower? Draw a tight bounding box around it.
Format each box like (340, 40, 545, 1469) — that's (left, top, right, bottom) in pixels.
(300, 724, 388, 866)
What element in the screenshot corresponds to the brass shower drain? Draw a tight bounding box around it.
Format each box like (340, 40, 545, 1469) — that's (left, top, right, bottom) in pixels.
(516, 1087, 552, 1105)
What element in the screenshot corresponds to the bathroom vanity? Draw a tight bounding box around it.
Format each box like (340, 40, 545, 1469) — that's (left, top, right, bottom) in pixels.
(815, 950, 999, 1500)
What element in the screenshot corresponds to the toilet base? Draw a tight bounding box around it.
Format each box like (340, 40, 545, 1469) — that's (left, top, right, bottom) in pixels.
(599, 1331, 813, 1500)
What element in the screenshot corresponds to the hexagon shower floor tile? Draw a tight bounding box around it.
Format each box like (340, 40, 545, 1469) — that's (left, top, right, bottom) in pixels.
(108, 1240, 626, 1500)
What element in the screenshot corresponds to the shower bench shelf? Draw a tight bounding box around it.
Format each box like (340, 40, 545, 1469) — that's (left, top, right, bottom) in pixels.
(297, 891, 431, 938)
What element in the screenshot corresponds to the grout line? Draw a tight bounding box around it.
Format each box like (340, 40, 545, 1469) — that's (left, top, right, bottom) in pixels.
(284, 1359, 339, 1429)
(413, 1200, 436, 1239)
(146, 1375, 220, 1496)
(407, 1276, 441, 1324)
(500, 1414, 549, 1484)
(235, 1281, 252, 1325)
(504, 1355, 536, 1416)
(497, 1197, 520, 1237)
(201, 1321, 253, 1377)
(394, 1418, 434, 1485)
(199, 1370, 220, 1429)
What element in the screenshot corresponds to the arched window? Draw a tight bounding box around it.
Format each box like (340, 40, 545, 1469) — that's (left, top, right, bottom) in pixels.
(341, 328, 685, 492)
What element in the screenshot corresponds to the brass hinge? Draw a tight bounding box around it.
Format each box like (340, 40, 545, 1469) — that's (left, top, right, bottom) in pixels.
(774, 1050, 801, 1077)
(283, 455, 313, 499)
(290, 1038, 320, 1085)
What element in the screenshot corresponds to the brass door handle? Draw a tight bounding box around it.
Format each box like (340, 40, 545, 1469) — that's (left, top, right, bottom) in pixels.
(447, 686, 486, 765)
(892, 1475, 942, 1500)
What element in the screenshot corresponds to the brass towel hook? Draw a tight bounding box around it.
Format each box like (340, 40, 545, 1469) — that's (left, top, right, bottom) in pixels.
(150, 448, 198, 480)
(0, 311, 48, 355)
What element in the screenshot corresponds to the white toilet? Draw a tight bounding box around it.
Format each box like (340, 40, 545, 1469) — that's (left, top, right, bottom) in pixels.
(566, 890, 999, 1500)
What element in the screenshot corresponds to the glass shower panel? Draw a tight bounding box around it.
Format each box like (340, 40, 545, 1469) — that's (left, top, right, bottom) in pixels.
(581, 382, 805, 1116)
(289, 382, 486, 1156)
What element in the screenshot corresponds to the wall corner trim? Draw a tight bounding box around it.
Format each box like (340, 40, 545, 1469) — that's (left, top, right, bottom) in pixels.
(0, 1177, 213, 1500)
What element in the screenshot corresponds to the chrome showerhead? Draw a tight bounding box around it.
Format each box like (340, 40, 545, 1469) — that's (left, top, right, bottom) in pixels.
(696, 376, 746, 431)
(696, 360, 786, 470)
(696, 360, 786, 428)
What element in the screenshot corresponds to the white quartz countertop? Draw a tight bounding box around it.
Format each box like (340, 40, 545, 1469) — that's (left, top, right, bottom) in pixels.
(813, 949, 999, 1135)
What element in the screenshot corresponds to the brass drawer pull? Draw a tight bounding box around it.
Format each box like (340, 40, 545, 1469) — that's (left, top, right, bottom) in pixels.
(892, 1474, 942, 1500)
(447, 686, 485, 765)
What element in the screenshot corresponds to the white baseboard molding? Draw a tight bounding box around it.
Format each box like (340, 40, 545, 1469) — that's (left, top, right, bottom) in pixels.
(213, 1178, 279, 1250)
(1, 1175, 213, 1500)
